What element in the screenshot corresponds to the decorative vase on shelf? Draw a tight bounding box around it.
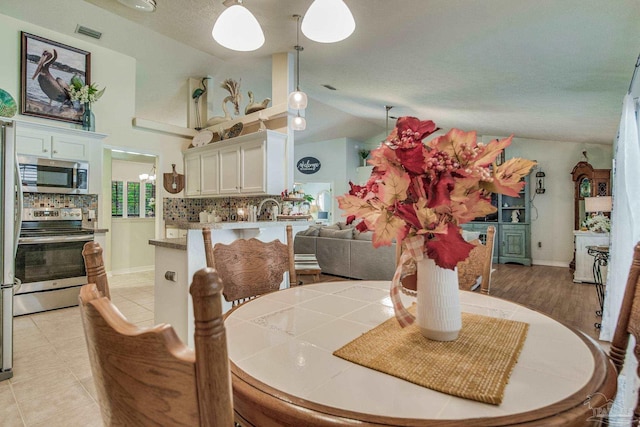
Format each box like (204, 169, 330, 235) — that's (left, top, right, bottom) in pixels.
(82, 102, 95, 132)
(415, 257, 462, 341)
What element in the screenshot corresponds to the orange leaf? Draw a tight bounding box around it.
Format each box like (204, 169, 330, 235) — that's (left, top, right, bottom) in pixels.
(378, 168, 410, 205)
(372, 213, 406, 247)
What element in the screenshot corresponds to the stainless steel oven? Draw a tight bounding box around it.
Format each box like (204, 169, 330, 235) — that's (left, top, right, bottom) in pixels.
(14, 208, 93, 316)
(18, 155, 88, 194)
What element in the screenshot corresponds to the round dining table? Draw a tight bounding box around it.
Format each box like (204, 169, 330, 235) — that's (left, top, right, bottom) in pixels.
(224, 281, 616, 426)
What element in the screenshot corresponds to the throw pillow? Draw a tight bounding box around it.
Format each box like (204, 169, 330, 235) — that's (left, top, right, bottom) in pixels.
(319, 228, 354, 239)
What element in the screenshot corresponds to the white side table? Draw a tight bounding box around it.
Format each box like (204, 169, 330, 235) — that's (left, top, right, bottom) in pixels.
(573, 230, 609, 283)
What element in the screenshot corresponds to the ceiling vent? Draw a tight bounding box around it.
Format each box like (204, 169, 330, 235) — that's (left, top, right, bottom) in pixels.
(75, 25, 102, 40)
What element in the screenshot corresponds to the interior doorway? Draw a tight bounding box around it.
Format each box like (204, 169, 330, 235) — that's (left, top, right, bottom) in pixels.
(103, 147, 159, 274)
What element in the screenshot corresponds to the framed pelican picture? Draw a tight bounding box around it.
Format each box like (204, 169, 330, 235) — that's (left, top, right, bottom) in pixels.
(20, 32, 91, 124)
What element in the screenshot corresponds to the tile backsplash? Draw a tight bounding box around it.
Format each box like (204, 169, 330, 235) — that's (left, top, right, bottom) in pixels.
(164, 196, 282, 222)
(23, 193, 98, 211)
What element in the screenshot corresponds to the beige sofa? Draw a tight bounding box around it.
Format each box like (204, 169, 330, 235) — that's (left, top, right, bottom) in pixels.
(294, 224, 397, 280)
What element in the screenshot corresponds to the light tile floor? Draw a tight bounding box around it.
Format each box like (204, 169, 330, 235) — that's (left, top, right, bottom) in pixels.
(1, 271, 155, 427)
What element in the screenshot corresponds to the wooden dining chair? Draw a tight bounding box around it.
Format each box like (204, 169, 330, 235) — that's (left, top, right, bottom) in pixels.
(457, 225, 496, 295)
(204, 225, 297, 306)
(79, 267, 234, 427)
(607, 242, 640, 423)
(82, 241, 110, 299)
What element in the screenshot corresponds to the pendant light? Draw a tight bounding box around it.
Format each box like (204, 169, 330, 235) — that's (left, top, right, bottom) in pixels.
(292, 113, 306, 131)
(212, 0, 264, 52)
(288, 15, 308, 111)
(302, 0, 355, 43)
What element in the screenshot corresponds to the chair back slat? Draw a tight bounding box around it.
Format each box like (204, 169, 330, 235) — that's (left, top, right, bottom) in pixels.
(607, 242, 640, 423)
(82, 241, 110, 299)
(79, 268, 233, 426)
(203, 227, 215, 269)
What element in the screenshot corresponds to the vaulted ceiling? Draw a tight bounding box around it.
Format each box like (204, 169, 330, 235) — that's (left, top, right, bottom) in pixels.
(12, 1, 640, 144)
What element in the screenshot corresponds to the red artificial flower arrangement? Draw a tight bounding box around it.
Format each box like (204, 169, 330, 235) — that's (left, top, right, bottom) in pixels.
(337, 117, 536, 270)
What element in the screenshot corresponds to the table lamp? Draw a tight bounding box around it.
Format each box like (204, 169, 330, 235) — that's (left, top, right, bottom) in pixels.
(584, 196, 612, 216)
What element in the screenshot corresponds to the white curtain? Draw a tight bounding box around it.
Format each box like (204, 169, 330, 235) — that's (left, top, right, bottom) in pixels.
(600, 93, 640, 424)
(601, 94, 640, 340)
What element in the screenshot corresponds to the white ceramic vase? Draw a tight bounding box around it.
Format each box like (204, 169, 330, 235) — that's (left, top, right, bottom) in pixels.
(415, 257, 461, 341)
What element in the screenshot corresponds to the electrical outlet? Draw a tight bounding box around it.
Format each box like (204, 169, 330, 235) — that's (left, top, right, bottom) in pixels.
(537, 241, 542, 248)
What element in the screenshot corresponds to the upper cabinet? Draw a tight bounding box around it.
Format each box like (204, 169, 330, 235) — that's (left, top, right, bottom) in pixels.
(14, 120, 107, 194)
(183, 130, 287, 198)
(15, 121, 105, 162)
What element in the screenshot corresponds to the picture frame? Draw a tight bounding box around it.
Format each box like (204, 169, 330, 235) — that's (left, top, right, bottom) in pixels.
(21, 32, 91, 124)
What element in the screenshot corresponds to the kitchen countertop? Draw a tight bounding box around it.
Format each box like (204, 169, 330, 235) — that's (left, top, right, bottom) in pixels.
(165, 220, 315, 230)
(149, 237, 186, 250)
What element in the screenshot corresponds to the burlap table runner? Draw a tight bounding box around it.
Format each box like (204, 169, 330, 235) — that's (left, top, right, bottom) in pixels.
(333, 310, 528, 405)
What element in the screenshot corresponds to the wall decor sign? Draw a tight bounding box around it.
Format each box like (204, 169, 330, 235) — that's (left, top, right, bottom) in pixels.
(21, 32, 91, 124)
(297, 157, 321, 174)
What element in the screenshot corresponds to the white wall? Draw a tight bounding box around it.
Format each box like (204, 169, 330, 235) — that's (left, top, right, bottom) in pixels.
(0, 11, 193, 272)
(295, 137, 362, 223)
(488, 136, 613, 266)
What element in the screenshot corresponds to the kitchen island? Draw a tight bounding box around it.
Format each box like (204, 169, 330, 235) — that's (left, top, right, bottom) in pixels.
(149, 220, 313, 347)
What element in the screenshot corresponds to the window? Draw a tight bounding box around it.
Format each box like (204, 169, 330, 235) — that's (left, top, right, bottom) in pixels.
(112, 181, 124, 217)
(111, 180, 155, 218)
(145, 182, 156, 218)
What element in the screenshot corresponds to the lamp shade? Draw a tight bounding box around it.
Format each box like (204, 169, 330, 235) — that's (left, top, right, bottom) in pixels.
(584, 196, 612, 213)
(292, 114, 306, 131)
(288, 90, 308, 110)
(212, 3, 265, 51)
(302, 0, 356, 43)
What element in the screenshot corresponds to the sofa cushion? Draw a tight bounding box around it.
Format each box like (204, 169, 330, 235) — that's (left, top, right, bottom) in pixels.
(354, 231, 373, 241)
(324, 224, 340, 230)
(319, 228, 354, 239)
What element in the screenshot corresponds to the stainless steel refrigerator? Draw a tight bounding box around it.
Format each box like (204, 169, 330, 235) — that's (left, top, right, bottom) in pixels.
(1, 119, 21, 382)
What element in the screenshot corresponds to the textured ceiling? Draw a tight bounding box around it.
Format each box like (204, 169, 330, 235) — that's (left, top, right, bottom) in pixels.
(15, 1, 640, 144)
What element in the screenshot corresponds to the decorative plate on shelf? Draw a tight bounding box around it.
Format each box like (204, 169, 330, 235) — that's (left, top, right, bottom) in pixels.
(192, 129, 214, 147)
(0, 88, 17, 118)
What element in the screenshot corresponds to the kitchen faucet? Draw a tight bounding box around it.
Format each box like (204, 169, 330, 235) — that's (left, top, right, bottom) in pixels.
(257, 198, 281, 220)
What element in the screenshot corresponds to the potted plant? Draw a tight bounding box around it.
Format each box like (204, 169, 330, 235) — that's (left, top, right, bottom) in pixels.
(359, 149, 370, 167)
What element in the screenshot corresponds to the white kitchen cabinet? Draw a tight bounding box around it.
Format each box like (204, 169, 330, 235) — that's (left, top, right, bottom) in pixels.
(13, 120, 107, 195)
(17, 127, 90, 161)
(573, 231, 610, 283)
(183, 130, 286, 197)
(218, 145, 241, 194)
(184, 150, 219, 196)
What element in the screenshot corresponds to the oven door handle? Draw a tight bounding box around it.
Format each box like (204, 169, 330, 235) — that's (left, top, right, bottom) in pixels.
(18, 235, 94, 244)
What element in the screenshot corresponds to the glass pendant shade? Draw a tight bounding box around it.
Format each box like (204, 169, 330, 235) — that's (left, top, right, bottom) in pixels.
(288, 90, 308, 110)
(212, 3, 265, 52)
(292, 114, 306, 131)
(302, 0, 356, 43)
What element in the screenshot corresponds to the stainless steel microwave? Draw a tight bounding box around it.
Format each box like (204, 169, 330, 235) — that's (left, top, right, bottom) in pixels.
(17, 155, 89, 194)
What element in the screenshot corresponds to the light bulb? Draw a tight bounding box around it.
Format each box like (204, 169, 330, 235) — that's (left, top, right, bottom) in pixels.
(292, 114, 306, 131)
(288, 90, 308, 110)
(212, 3, 265, 52)
(302, 0, 355, 43)
(139, 173, 149, 181)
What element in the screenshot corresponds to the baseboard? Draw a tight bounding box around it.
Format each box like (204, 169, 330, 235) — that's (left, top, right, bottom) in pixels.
(109, 265, 155, 276)
(531, 260, 569, 267)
